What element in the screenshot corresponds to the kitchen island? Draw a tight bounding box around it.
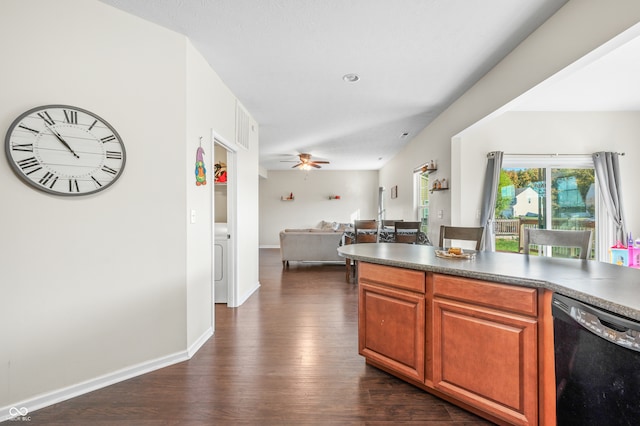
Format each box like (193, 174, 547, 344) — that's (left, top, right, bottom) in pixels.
(338, 243, 640, 426)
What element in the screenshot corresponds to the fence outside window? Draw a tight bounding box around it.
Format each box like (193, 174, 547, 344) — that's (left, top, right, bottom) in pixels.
(494, 218, 595, 259)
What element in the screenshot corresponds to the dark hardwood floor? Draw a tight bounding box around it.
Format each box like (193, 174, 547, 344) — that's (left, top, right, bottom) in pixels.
(31, 248, 493, 425)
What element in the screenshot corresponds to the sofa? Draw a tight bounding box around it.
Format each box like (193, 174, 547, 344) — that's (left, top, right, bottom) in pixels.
(279, 221, 350, 267)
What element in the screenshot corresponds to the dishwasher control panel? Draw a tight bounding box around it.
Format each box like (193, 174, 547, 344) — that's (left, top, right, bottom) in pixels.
(553, 293, 640, 353)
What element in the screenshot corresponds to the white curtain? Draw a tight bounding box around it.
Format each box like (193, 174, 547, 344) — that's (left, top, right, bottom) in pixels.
(480, 151, 503, 251)
(592, 152, 627, 244)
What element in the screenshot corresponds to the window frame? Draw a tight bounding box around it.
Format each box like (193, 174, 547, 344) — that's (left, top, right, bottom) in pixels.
(414, 172, 430, 234)
(501, 154, 600, 260)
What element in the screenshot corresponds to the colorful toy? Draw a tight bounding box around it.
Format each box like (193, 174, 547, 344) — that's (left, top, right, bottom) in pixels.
(214, 161, 227, 183)
(195, 147, 206, 186)
(609, 240, 640, 268)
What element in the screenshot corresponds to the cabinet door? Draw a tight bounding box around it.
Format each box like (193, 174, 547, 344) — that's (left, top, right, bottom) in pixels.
(359, 282, 425, 382)
(433, 298, 538, 426)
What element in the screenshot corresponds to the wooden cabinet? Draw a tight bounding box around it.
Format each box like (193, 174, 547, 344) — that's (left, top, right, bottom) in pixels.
(358, 262, 426, 382)
(357, 262, 551, 426)
(432, 274, 538, 426)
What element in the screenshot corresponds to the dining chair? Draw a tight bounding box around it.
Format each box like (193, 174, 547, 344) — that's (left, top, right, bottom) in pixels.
(439, 226, 484, 251)
(383, 219, 403, 229)
(394, 221, 421, 244)
(522, 228, 592, 259)
(346, 220, 379, 283)
(354, 220, 379, 243)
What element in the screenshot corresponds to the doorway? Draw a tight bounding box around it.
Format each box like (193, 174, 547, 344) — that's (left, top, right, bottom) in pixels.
(213, 132, 237, 307)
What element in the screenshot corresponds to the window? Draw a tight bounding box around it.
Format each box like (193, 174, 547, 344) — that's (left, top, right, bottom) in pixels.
(415, 172, 429, 234)
(495, 155, 596, 259)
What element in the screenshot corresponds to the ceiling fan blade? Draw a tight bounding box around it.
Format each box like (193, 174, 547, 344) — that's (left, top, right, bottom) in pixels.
(282, 153, 329, 169)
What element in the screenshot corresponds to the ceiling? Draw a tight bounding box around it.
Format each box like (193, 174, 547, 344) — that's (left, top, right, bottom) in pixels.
(99, 0, 569, 170)
(511, 26, 640, 113)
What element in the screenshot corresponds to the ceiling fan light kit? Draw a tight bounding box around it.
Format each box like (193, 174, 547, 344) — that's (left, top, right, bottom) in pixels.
(285, 153, 330, 170)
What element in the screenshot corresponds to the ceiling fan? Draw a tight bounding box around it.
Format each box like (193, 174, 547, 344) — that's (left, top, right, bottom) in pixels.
(284, 153, 330, 169)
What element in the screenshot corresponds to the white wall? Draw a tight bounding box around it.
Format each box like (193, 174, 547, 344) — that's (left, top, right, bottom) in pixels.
(259, 170, 379, 246)
(234, 107, 261, 304)
(0, 0, 183, 409)
(380, 0, 640, 244)
(456, 111, 640, 237)
(185, 40, 243, 350)
(0, 0, 259, 415)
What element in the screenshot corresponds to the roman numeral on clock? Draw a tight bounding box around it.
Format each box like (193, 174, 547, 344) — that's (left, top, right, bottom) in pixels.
(91, 176, 103, 188)
(12, 143, 34, 152)
(64, 109, 78, 124)
(106, 151, 122, 160)
(102, 165, 118, 175)
(69, 179, 80, 193)
(101, 135, 116, 143)
(17, 157, 41, 172)
(39, 172, 58, 188)
(18, 124, 39, 134)
(37, 111, 55, 126)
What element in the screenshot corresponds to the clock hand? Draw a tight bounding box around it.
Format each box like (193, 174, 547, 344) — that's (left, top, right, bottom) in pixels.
(45, 124, 80, 158)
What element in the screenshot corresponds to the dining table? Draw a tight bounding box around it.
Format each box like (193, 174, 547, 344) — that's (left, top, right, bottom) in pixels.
(341, 227, 432, 246)
(341, 227, 431, 282)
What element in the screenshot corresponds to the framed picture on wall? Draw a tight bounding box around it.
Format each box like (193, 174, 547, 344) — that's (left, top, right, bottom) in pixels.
(391, 185, 398, 199)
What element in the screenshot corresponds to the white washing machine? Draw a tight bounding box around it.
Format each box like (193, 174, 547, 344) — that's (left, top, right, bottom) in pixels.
(214, 223, 228, 303)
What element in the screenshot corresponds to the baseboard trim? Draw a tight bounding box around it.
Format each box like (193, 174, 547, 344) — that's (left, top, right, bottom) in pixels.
(1, 328, 214, 423)
(188, 327, 213, 357)
(236, 281, 260, 306)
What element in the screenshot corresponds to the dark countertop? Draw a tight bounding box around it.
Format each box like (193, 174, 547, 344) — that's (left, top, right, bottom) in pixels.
(338, 243, 640, 321)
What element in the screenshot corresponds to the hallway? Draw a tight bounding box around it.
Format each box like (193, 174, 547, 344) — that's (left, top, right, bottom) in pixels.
(32, 249, 492, 425)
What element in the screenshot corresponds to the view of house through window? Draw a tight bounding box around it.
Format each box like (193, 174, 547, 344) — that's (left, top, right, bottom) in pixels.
(494, 156, 596, 259)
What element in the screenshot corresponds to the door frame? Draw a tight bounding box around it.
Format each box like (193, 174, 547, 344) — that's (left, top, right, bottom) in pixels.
(212, 129, 238, 310)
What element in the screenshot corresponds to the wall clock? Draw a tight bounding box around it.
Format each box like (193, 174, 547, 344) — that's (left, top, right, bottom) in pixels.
(5, 104, 126, 196)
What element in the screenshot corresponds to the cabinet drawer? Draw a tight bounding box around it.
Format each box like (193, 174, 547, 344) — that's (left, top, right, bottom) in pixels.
(359, 262, 425, 293)
(433, 274, 537, 317)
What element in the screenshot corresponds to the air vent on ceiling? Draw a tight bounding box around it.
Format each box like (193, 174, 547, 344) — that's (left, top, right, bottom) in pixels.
(235, 101, 250, 150)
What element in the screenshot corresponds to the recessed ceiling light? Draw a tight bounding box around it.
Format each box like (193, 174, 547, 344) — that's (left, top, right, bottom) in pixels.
(342, 73, 360, 83)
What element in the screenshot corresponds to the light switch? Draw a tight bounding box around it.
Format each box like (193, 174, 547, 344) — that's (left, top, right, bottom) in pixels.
(438, 209, 443, 219)
(190, 209, 197, 224)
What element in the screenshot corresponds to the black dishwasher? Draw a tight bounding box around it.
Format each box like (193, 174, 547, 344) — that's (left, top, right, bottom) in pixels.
(552, 293, 640, 425)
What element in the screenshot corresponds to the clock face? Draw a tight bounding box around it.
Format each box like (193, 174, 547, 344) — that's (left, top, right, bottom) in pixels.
(5, 105, 126, 196)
